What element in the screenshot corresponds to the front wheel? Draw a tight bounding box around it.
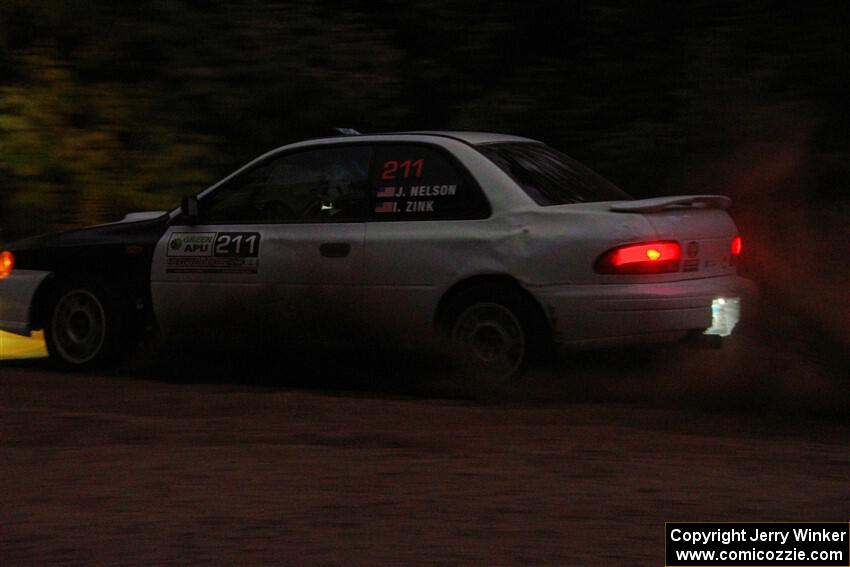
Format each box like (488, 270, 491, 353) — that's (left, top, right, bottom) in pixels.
(44, 279, 128, 370)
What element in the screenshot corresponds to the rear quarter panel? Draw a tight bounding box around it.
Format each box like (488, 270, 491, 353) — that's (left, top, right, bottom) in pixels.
(361, 216, 518, 345)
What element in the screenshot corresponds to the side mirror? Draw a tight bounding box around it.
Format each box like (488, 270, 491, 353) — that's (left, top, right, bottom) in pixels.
(180, 196, 199, 224)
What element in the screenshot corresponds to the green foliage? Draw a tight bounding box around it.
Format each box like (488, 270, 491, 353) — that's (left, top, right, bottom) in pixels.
(0, 0, 848, 241)
(0, 55, 214, 232)
(0, 0, 405, 239)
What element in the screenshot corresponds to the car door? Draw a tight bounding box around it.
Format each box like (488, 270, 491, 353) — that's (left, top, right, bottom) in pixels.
(151, 144, 372, 345)
(361, 143, 492, 347)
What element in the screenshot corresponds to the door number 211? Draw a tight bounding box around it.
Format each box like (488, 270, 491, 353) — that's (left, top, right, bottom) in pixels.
(214, 232, 260, 257)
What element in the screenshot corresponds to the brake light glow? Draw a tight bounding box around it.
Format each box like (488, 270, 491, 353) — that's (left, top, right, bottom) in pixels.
(595, 241, 681, 274)
(731, 236, 742, 256)
(0, 250, 13, 279)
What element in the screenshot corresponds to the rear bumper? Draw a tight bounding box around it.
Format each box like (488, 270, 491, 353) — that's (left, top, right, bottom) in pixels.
(0, 270, 52, 336)
(530, 275, 756, 347)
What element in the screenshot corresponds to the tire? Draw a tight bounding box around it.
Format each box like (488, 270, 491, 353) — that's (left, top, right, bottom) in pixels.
(44, 278, 129, 370)
(446, 285, 550, 384)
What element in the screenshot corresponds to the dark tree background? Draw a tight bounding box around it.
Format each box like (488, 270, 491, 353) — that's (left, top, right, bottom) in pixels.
(1, 0, 848, 348)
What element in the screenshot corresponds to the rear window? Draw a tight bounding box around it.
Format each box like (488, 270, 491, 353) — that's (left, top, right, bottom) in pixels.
(476, 142, 631, 205)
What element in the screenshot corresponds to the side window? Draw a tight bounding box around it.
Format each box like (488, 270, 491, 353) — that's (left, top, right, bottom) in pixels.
(370, 145, 488, 220)
(200, 145, 373, 223)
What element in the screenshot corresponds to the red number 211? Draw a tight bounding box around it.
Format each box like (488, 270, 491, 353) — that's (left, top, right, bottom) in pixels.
(382, 159, 424, 180)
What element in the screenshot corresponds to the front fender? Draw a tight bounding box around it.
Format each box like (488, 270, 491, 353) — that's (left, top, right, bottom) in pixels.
(0, 270, 52, 336)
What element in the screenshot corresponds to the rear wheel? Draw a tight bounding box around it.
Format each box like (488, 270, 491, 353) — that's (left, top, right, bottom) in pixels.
(447, 285, 550, 384)
(44, 279, 128, 370)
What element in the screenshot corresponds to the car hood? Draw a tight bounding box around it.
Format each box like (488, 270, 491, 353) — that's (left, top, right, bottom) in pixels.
(6, 211, 170, 252)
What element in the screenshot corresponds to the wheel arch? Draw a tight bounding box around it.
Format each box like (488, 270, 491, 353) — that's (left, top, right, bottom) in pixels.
(29, 274, 57, 331)
(30, 270, 133, 331)
(434, 274, 553, 338)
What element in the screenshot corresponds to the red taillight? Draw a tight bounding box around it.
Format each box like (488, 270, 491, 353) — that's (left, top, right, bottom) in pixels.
(731, 236, 742, 256)
(0, 250, 13, 279)
(595, 241, 681, 274)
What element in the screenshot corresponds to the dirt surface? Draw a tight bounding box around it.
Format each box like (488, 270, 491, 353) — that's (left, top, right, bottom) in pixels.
(2, 345, 849, 566)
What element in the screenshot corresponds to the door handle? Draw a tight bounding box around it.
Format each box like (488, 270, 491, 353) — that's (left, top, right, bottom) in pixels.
(319, 242, 351, 258)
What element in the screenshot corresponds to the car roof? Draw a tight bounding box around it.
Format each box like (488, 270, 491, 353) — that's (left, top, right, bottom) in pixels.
(398, 131, 538, 144)
(289, 130, 539, 148)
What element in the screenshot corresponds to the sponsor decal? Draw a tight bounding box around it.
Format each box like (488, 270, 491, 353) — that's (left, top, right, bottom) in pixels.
(167, 233, 215, 257)
(166, 232, 260, 273)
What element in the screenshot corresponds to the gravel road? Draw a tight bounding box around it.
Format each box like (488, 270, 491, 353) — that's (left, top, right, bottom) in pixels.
(2, 345, 849, 565)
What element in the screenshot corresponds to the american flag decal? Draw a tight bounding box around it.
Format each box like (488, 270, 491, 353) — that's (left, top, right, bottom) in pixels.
(374, 201, 398, 213)
(376, 186, 396, 198)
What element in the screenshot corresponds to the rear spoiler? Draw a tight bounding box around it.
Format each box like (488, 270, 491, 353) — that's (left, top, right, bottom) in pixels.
(610, 195, 732, 213)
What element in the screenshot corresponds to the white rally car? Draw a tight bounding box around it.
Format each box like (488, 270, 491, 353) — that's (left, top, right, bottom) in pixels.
(0, 131, 752, 378)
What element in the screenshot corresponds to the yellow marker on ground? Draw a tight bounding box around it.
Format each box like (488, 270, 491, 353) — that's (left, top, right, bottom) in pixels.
(0, 331, 48, 360)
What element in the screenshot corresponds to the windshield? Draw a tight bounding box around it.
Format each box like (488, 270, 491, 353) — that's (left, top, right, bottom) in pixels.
(476, 142, 631, 205)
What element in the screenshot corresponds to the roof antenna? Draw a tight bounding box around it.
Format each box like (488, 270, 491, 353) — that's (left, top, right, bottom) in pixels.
(334, 127, 361, 136)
